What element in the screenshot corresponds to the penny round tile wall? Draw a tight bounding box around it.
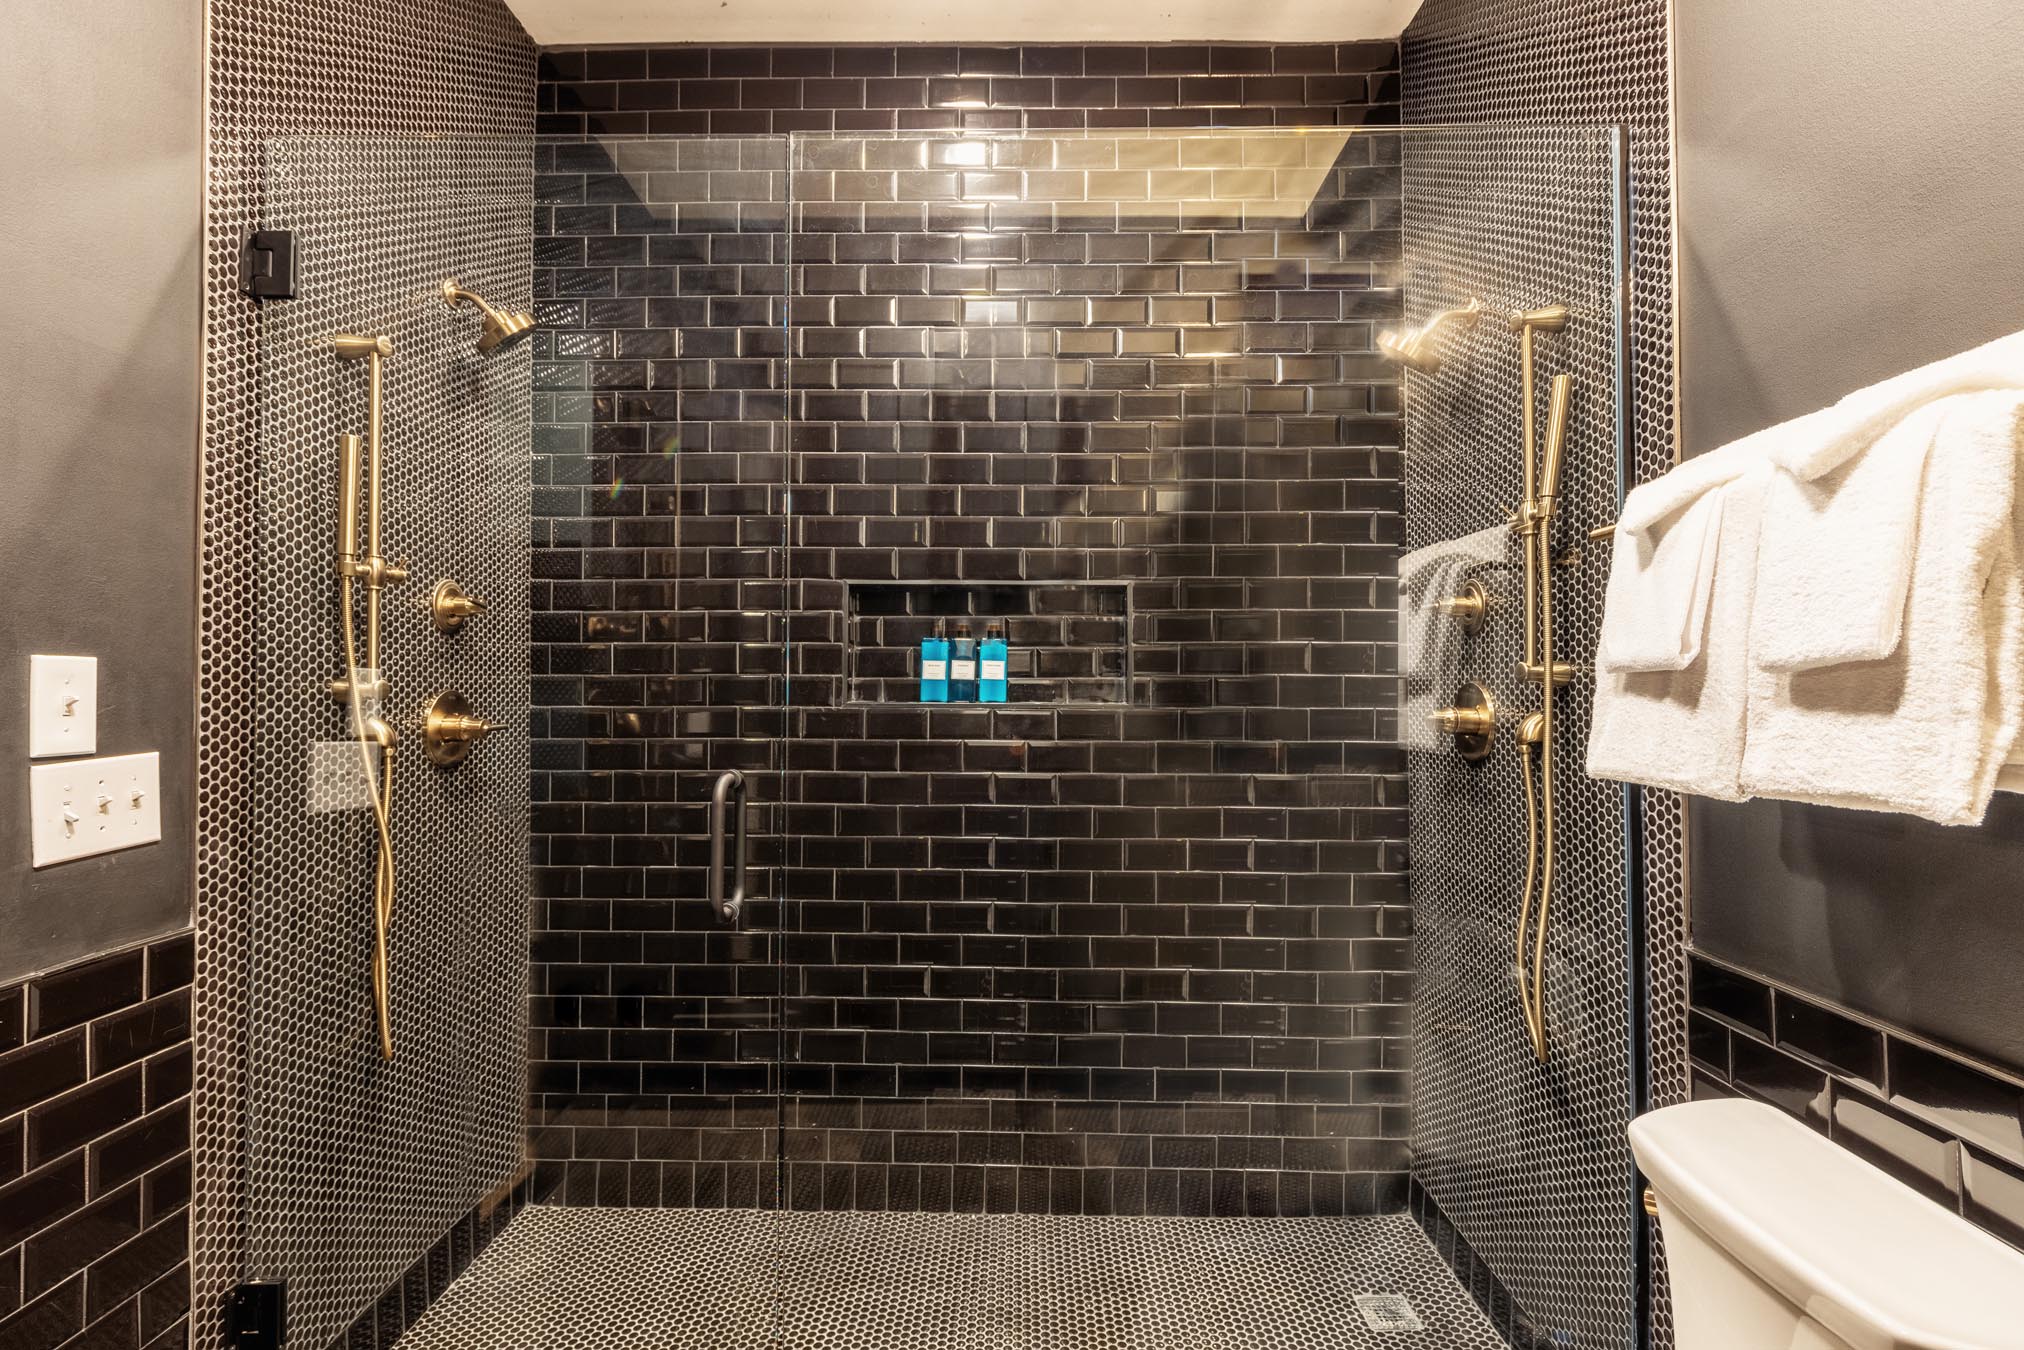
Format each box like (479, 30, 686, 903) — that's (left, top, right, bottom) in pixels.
(196, 4, 536, 1349)
(1402, 2, 1679, 1347)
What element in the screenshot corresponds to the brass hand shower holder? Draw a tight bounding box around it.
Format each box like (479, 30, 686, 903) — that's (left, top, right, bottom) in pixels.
(1509, 307, 1574, 1064)
(330, 332, 407, 1061)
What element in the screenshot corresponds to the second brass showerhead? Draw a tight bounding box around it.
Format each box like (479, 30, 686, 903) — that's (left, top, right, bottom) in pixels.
(1377, 297, 1484, 374)
(441, 278, 537, 354)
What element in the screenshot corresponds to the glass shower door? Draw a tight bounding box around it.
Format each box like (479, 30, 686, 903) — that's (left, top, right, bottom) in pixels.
(773, 123, 1431, 1342)
(245, 132, 799, 1349)
(520, 129, 794, 1314)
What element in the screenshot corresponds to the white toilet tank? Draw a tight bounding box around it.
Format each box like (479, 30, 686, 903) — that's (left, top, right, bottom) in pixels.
(1631, 1098, 2024, 1350)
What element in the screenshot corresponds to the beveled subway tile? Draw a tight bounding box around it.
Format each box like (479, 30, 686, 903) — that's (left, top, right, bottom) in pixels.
(1887, 1038, 2024, 1165)
(1831, 1088, 1961, 1207)
(1772, 993, 1884, 1088)
(29, 952, 144, 1040)
(1963, 1146, 2024, 1248)
(531, 41, 1408, 1215)
(1687, 958, 1772, 1038)
(1728, 1037, 1829, 1133)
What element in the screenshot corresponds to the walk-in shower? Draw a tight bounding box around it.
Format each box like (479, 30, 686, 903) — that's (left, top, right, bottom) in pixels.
(217, 119, 1636, 1350)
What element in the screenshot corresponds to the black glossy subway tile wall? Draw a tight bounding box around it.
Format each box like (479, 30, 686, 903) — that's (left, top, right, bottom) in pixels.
(1685, 953, 2024, 1250)
(0, 935, 191, 1350)
(537, 44, 1400, 137)
(531, 44, 1408, 1217)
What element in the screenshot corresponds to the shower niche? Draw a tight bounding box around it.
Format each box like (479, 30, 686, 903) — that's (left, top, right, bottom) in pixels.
(842, 580, 1131, 706)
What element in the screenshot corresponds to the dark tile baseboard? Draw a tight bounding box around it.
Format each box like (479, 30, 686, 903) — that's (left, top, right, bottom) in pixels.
(1408, 1177, 1535, 1350)
(330, 1168, 534, 1350)
(533, 1149, 1406, 1219)
(0, 932, 194, 1350)
(1685, 951, 2024, 1253)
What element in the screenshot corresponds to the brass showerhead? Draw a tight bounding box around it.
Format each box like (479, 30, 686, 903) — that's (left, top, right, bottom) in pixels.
(441, 278, 537, 354)
(1377, 297, 1485, 374)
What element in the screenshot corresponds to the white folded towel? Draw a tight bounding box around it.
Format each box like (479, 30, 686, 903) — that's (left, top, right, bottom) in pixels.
(1751, 401, 1945, 672)
(1738, 392, 2024, 826)
(1586, 462, 1773, 800)
(1398, 524, 1508, 751)
(1595, 485, 1726, 672)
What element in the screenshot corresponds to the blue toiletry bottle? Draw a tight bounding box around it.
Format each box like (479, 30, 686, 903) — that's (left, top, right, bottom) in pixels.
(979, 621, 1008, 703)
(949, 620, 978, 703)
(920, 620, 949, 703)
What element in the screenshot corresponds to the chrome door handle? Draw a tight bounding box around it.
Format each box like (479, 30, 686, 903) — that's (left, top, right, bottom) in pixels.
(708, 770, 748, 925)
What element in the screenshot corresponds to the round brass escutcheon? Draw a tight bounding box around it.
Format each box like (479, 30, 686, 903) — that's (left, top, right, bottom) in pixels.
(422, 690, 496, 767)
(1429, 682, 1497, 761)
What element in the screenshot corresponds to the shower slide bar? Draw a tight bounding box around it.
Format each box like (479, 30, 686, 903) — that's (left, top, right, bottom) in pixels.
(329, 332, 407, 1060)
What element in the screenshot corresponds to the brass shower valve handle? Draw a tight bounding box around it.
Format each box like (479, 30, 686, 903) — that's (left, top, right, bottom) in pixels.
(423, 691, 496, 767)
(1430, 683, 1497, 761)
(1430, 704, 1495, 739)
(430, 579, 488, 631)
(1438, 582, 1488, 633)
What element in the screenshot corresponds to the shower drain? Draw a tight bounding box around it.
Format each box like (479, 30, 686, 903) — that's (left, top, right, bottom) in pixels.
(1353, 1293, 1426, 1333)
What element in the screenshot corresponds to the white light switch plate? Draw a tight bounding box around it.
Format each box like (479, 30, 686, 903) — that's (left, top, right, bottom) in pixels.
(29, 655, 98, 758)
(30, 751, 161, 867)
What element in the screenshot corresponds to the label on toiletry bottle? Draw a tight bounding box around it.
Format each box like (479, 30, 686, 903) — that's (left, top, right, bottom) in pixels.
(980, 658, 1005, 680)
(950, 657, 977, 681)
(922, 659, 947, 680)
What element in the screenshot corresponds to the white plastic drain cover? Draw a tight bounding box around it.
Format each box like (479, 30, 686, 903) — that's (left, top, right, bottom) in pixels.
(1354, 1293, 1426, 1333)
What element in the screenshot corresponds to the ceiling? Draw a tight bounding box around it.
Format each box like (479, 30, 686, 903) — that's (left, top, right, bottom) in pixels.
(503, 0, 1427, 48)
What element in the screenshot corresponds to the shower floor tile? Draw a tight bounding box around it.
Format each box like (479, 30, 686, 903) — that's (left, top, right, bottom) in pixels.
(393, 1206, 1507, 1349)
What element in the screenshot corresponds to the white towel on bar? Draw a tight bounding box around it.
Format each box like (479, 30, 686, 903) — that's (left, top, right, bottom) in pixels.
(1595, 485, 1726, 673)
(1586, 462, 1773, 800)
(1397, 524, 1508, 751)
(1613, 326, 2024, 541)
(1739, 392, 2024, 826)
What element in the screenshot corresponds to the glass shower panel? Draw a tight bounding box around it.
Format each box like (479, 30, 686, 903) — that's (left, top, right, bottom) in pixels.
(1393, 125, 1635, 1350)
(248, 133, 798, 1347)
(248, 136, 537, 1350)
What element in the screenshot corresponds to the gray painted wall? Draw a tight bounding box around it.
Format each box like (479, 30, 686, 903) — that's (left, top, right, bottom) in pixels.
(1675, 1, 2024, 455)
(0, 0, 202, 980)
(1677, 2, 2024, 1067)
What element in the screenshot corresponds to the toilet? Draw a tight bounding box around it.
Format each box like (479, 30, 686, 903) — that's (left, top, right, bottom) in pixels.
(1631, 1099, 2024, 1349)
